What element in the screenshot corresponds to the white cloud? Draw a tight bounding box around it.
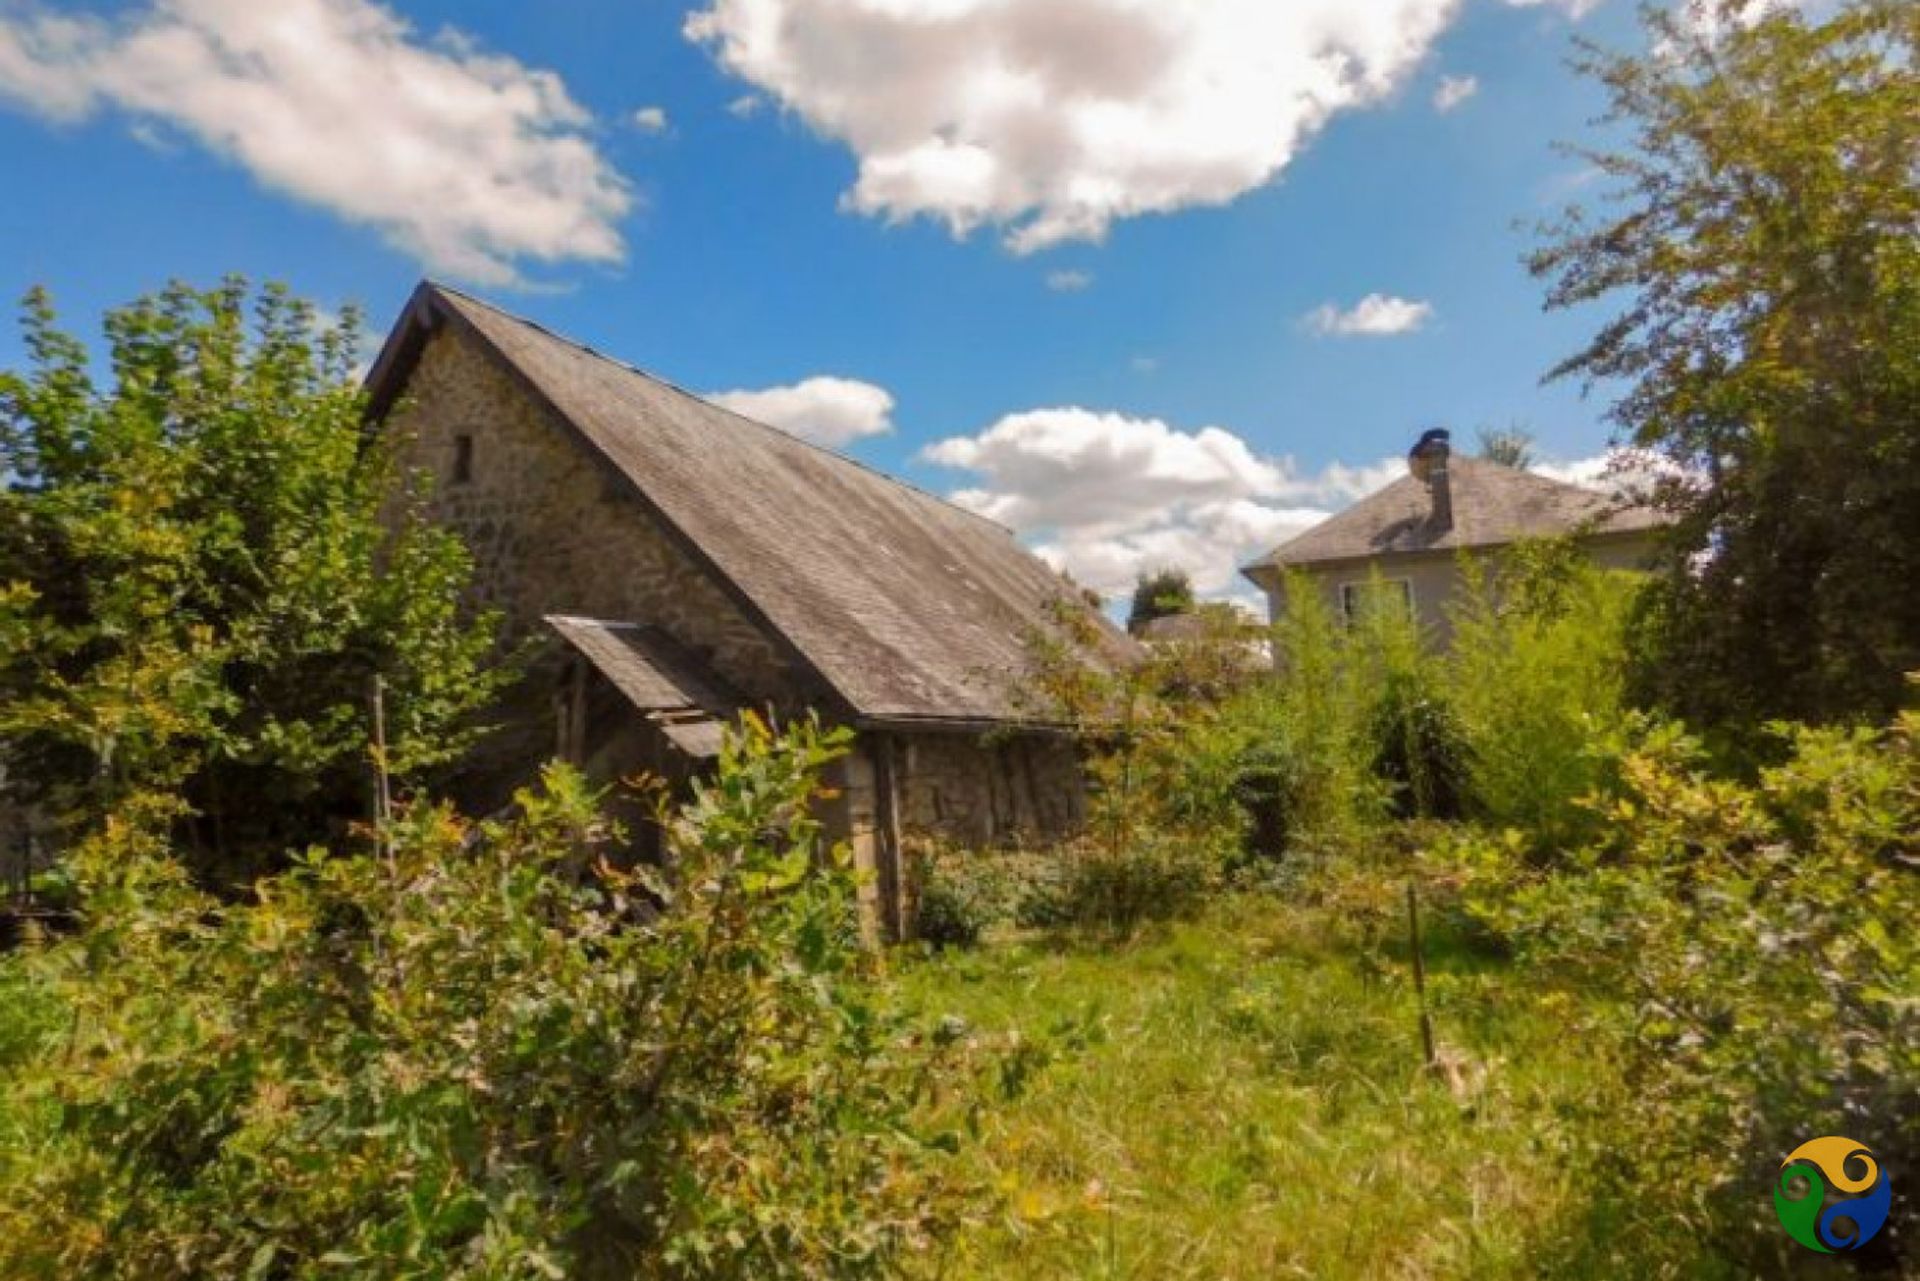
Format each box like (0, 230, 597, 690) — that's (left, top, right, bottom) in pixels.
(1535, 447, 1683, 504)
(1507, 0, 1607, 17)
(1433, 73, 1479, 110)
(685, 0, 1597, 254)
(726, 93, 764, 118)
(922, 406, 1402, 597)
(1668, 0, 1825, 43)
(707, 375, 897, 447)
(1045, 269, 1094, 292)
(1305, 293, 1434, 337)
(631, 105, 670, 133)
(0, 0, 631, 285)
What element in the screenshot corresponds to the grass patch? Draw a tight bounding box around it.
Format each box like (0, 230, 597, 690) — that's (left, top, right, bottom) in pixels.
(896, 894, 1684, 1280)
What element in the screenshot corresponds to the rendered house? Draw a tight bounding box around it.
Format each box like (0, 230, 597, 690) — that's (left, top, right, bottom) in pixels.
(363, 282, 1135, 938)
(1241, 429, 1669, 643)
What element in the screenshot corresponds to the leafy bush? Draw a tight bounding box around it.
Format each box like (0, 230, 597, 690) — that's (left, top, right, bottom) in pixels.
(1006, 599, 1250, 930)
(910, 842, 1048, 948)
(0, 716, 966, 1280)
(1225, 568, 1443, 853)
(0, 280, 506, 876)
(1368, 667, 1467, 821)
(1443, 711, 1919, 1270)
(1446, 542, 1641, 851)
(914, 834, 1214, 942)
(1033, 833, 1219, 936)
(914, 861, 997, 950)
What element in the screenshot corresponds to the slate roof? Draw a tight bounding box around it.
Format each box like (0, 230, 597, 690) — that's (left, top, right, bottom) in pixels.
(544, 616, 739, 714)
(368, 283, 1136, 727)
(547, 616, 736, 759)
(1242, 457, 1667, 584)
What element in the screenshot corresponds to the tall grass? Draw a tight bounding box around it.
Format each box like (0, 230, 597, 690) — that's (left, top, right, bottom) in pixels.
(895, 895, 1725, 1280)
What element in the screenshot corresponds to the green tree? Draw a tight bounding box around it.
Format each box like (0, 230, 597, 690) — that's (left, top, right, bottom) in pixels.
(1126, 567, 1196, 635)
(0, 279, 506, 876)
(1530, 0, 1920, 727)
(1473, 426, 1536, 470)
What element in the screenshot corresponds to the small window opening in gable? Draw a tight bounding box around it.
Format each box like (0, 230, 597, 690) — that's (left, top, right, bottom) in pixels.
(452, 434, 474, 485)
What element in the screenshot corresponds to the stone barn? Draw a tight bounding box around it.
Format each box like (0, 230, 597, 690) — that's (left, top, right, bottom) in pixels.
(363, 282, 1134, 937)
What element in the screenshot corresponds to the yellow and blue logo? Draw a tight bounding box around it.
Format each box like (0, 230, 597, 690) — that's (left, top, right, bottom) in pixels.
(1773, 1136, 1891, 1253)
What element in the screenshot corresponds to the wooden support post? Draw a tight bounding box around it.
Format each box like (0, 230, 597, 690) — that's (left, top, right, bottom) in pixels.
(872, 734, 908, 944)
(556, 658, 588, 765)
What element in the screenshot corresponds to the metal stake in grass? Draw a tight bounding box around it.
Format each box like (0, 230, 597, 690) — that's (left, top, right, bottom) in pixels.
(1407, 880, 1437, 1070)
(370, 674, 394, 877)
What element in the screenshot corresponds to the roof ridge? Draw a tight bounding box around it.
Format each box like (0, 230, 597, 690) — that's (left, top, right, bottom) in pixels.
(424, 281, 1017, 539)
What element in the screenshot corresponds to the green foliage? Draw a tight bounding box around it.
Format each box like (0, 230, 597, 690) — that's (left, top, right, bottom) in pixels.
(1368, 667, 1468, 822)
(1443, 711, 1919, 1270)
(1446, 543, 1641, 850)
(1171, 553, 1637, 862)
(911, 843, 1029, 949)
(0, 716, 964, 1280)
(1124, 567, 1195, 635)
(1034, 833, 1217, 937)
(1001, 599, 1246, 932)
(1474, 426, 1537, 470)
(1242, 569, 1442, 847)
(1532, 0, 1920, 726)
(0, 278, 506, 875)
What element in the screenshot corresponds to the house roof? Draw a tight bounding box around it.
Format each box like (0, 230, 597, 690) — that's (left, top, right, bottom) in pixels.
(547, 616, 736, 759)
(545, 616, 739, 715)
(367, 283, 1136, 727)
(1241, 457, 1667, 584)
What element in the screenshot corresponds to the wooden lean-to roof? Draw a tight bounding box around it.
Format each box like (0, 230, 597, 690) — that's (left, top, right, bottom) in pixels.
(544, 616, 738, 714)
(545, 616, 736, 759)
(366, 282, 1136, 728)
(1241, 456, 1668, 588)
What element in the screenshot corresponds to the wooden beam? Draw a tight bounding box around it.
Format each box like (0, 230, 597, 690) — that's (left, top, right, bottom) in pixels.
(871, 733, 908, 944)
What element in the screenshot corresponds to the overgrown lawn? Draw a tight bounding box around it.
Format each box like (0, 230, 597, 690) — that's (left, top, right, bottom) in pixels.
(896, 895, 1701, 1280)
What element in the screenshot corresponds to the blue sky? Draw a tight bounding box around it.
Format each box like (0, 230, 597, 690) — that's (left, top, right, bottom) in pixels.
(0, 0, 1660, 602)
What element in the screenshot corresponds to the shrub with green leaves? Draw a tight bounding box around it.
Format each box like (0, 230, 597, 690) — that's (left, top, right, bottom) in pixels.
(0, 279, 506, 876)
(1442, 711, 1919, 1271)
(912, 841, 1025, 948)
(0, 716, 966, 1280)
(1446, 542, 1641, 851)
(1233, 569, 1435, 851)
(1030, 832, 1219, 937)
(1000, 599, 1245, 932)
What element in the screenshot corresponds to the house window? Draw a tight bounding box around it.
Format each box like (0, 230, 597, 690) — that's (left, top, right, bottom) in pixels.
(1340, 577, 1413, 625)
(451, 434, 474, 485)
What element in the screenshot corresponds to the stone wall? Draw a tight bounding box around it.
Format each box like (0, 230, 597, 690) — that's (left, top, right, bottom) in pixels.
(382, 325, 829, 797)
(833, 729, 1087, 943)
(894, 731, 1084, 847)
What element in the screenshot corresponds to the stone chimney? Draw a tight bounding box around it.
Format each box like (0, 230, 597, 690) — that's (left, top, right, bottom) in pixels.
(1408, 428, 1453, 533)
